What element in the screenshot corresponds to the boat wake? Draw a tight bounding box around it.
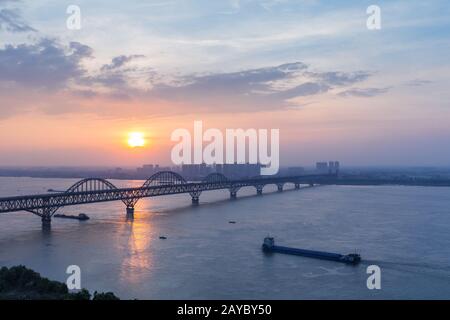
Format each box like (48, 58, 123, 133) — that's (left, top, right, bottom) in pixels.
(360, 259, 450, 276)
(302, 266, 354, 278)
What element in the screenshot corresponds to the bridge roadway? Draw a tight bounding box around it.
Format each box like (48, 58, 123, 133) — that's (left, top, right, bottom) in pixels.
(0, 171, 332, 226)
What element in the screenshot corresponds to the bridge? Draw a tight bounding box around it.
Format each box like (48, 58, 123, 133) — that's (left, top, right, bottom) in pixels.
(0, 171, 332, 227)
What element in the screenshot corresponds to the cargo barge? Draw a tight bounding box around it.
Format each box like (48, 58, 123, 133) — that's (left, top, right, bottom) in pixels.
(262, 237, 361, 265)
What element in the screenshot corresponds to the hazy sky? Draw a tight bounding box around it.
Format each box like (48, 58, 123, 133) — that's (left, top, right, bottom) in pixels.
(0, 0, 449, 167)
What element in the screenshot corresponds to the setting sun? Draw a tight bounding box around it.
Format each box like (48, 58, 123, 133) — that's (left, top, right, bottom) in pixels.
(127, 132, 146, 148)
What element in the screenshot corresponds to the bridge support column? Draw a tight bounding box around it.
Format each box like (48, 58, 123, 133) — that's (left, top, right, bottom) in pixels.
(191, 196, 199, 205)
(295, 183, 300, 189)
(277, 184, 283, 192)
(126, 206, 135, 218)
(41, 215, 51, 229)
(309, 183, 314, 187)
(256, 185, 263, 195)
(230, 191, 237, 199)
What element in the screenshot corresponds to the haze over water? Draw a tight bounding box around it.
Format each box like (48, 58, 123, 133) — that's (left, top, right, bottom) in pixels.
(0, 177, 449, 299)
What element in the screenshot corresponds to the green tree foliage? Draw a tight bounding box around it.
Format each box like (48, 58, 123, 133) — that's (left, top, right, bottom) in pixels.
(92, 291, 120, 300)
(0, 265, 119, 300)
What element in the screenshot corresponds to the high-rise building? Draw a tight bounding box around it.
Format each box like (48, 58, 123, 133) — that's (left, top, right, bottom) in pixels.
(316, 162, 328, 173)
(181, 164, 212, 180)
(316, 161, 340, 174)
(334, 161, 340, 174)
(328, 161, 335, 174)
(221, 163, 261, 179)
(136, 164, 155, 177)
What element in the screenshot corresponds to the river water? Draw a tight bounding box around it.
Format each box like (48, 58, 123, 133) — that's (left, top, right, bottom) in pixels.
(0, 177, 449, 299)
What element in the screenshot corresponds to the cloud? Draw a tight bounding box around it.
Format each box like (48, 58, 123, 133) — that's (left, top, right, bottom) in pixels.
(0, 4, 35, 33)
(75, 54, 147, 89)
(270, 82, 329, 100)
(0, 34, 374, 116)
(0, 39, 92, 90)
(405, 79, 432, 87)
(338, 87, 390, 97)
(84, 72, 129, 88)
(176, 62, 307, 93)
(100, 54, 145, 72)
(313, 71, 371, 86)
(146, 62, 369, 111)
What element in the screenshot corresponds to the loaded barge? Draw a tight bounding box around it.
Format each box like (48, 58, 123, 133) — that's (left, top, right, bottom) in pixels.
(262, 237, 361, 265)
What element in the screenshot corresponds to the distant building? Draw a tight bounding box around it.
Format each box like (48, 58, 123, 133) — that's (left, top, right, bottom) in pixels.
(316, 162, 328, 173)
(113, 167, 128, 179)
(181, 164, 211, 180)
(334, 161, 340, 174)
(136, 164, 155, 177)
(221, 163, 261, 179)
(316, 161, 340, 174)
(328, 161, 335, 174)
(137, 162, 264, 180)
(136, 164, 183, 179)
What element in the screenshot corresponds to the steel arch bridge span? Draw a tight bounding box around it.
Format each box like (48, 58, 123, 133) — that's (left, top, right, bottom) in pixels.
(25, 172, 192, 218)
(0, 172, 332, 227)
(142, 171, 187, 187)
(125, 171, 188, 208)
(189, 173, 231, 204)
(27, 178, 121, 220)
(67, 178, 118, 193)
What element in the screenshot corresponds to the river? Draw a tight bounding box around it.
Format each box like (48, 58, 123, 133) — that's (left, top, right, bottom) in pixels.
(0, 177, 449, 299)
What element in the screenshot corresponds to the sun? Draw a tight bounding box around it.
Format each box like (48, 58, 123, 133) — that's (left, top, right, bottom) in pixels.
(127, 132, 146, 148)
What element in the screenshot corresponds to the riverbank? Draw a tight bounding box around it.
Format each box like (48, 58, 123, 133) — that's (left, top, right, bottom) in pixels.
(0, 265, 119, 300)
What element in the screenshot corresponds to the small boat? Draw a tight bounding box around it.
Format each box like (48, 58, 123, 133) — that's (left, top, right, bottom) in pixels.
(229, 221, 236, 224)
(54, 213, 90, 221)
(262, 237, 361, 265)
(159, 236, 167, 240)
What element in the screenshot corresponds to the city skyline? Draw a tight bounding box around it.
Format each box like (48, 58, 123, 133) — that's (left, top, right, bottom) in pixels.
(1, 1, 450, 167)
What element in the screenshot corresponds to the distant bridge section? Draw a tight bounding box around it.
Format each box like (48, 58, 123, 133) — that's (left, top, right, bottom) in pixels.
(0, 171, 331, 227)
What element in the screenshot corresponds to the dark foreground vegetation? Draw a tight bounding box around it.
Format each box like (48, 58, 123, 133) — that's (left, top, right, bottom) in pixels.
(0, 265, 119, 300)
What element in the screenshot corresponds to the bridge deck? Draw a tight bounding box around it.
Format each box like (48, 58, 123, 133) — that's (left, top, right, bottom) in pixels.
(0, 174, 329, 215)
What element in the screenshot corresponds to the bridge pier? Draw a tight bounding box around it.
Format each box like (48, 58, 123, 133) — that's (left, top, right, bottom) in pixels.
(41, 215, 51, 229)
(126, 206, 135, 218)
(277, 184, 284, 192)
(191, 196, 199, 205)
(256, 185, 263, 195)
(229, 186, 239, 200)
(309, 183, 314, 187)
(295, 183, 300, 189)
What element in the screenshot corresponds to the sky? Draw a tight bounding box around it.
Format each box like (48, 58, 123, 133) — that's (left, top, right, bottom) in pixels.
(0, 0, 449, 167)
